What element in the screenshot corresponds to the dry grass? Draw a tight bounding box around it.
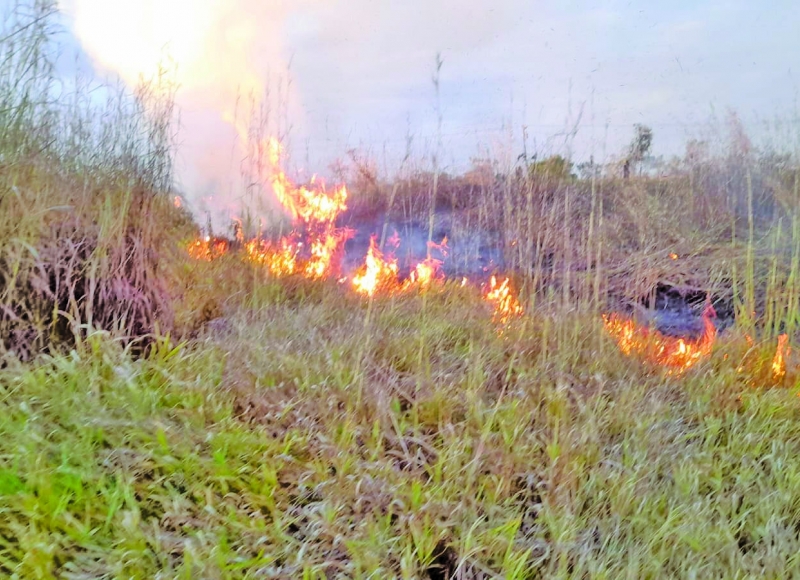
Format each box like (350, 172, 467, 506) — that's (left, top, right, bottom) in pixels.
(0, 1, 194, 360)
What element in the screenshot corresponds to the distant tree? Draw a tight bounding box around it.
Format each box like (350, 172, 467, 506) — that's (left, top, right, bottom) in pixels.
(624, 124, 653, 178)
(528, 154, 575, 181)
(725, 110, 752, 162)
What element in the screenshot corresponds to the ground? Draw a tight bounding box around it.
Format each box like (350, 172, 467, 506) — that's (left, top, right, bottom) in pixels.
(2, 277, 800, 579)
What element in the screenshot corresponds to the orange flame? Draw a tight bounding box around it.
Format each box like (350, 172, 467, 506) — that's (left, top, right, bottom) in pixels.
(352, 237, 399, 297)
(245, 237, 299, 276)
(485, 276, 523, 326)
(405, 258, 441, 290)
(213, 136, 351, 280)
(268, 139, 348, 226)
(772, 333, 789, 381)
(304, 231, 346, 280)
(603, 304, 717, 373)
(265, 139, 348, 279)
(187, 236, 228, 261)
(402, 236, 448, 291)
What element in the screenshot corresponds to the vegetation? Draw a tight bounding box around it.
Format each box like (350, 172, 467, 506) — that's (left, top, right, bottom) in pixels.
(2, 3, 800, 579)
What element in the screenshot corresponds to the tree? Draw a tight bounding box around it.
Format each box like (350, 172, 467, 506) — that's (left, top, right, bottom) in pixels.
(624, 124, 653, 178)
(528, 154, 575, 181)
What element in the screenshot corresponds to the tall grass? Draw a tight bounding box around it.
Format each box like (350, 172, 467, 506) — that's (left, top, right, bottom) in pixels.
(338, 111, 800, 340)
(0, 1, 192, 361)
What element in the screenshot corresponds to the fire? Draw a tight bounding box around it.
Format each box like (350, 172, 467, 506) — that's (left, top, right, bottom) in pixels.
(603, 304, 717, 373)
(260, 140, 348, 280)
(268, 139, 348, 226)
(187, 236, 228, 261)
(406, 258, 440, 289)
(245, 237, 299, 277)
(485, 276, 524, 326)
(233, 137, 351, 280)
(272, 173, 348, 226)
(772, 333, 789, 381)
(403, 238, 447, 291)
(669, 252, 678, 260)
(305, 233, 344, 280)
(351, 237, 399, 297)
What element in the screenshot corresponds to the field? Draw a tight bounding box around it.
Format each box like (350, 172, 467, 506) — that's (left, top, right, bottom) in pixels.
(3, 4, 800, 579)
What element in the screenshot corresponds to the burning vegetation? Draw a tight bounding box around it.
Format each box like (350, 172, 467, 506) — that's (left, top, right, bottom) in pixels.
(187, 236, 230, 262)
(484, 276, 524, 326)
(602, 304, 717, 374)
(186, 139, 523, 328)
(603, 304, 794, 382)
(773, 333, 790, 381)
(182, 133, 800, 382)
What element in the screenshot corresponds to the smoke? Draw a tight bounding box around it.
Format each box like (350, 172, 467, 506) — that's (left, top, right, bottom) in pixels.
(58, 0, 305, 232)
(56, 0, 798, 236)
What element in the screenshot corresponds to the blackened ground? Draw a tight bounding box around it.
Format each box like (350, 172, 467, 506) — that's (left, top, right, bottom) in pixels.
(643, 283, 735, 339)
(338, 209, 504, 280)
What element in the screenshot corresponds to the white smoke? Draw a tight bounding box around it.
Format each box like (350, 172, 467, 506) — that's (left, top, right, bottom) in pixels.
(58, 0, 305, 232)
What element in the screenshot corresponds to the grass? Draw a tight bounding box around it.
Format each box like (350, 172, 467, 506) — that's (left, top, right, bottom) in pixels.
(2, 281, 800, 578)
(3, 2, 800, 578)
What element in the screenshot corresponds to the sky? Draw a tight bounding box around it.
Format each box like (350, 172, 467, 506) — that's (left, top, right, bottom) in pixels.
(5, 0, 799, 221)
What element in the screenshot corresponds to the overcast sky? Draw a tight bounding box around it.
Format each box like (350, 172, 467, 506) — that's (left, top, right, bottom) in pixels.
(4, 0, 798, 215)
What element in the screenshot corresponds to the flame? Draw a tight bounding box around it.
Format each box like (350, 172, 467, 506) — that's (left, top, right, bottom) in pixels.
(402, 238, 447, 291)
(224, 136, 351, 280)
(772, 333, 789, 381)
(245, 237, 299, 276)
(187, 236, 228, 261)
(268, 139, 347, 225)
(603, 304, 717, 373)
(304, 232, 344, 280)
(405, 258, 440, 290)
(485, 276, 523, 326)
(669, 252, 678, 260)
(352, 237, 399, 297)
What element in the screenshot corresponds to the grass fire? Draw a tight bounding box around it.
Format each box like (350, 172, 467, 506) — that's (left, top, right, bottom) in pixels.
(3, 3, 800, 579)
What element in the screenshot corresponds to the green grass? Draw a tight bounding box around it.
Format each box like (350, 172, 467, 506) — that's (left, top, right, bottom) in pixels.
(2, 280, 800, 579)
